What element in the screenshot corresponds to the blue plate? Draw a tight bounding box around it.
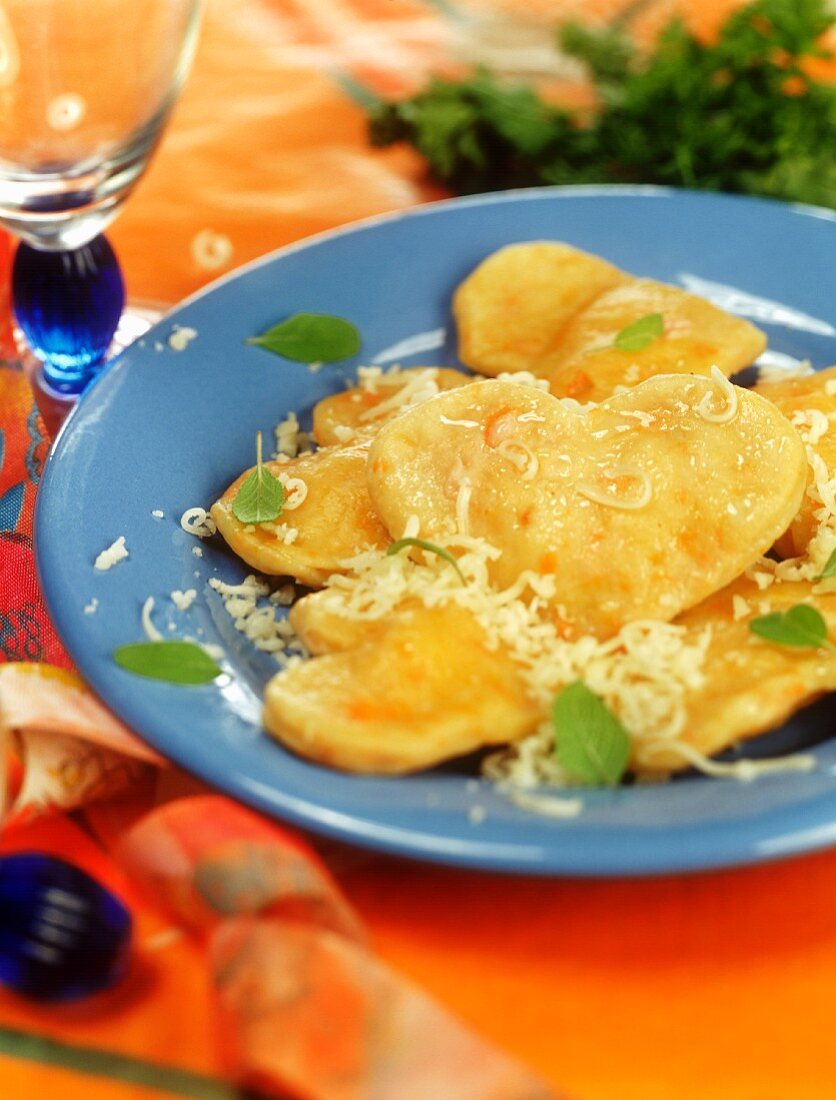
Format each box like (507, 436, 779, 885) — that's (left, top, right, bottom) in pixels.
(36, 187, 836, 876)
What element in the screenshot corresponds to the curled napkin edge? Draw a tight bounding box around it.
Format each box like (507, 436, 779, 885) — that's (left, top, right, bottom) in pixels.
(0, 662, 164, 824)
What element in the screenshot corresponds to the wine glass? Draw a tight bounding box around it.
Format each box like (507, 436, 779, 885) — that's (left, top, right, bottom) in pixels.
(0, 0, 203, 398)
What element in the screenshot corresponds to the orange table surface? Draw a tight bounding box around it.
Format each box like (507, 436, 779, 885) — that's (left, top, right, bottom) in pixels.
(3, 1, 836, 1098)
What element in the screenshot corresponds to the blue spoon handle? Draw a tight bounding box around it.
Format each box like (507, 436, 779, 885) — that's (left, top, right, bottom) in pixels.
(12, 234, 125, 396)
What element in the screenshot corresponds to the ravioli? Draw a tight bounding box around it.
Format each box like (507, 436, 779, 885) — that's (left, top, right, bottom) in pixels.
(264, 604, 539, 774)
(638, 576, 836, 773)
(211, 443, 389, 588)
(454, 242, 765, 400)
(367, 376, 807, 637)
(754, 365, 836, 557)
(312, 367, 471, 447)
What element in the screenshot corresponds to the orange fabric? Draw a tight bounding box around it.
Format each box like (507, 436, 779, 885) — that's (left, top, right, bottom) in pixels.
(2, 1, 836, 1098)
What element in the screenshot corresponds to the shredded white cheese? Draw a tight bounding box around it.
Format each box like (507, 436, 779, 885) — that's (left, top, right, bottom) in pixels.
(180, 507, 216, 539)
(576, 468, 653, 510)
(696, 367, 739, 424)
(168, 326, 198, 352)
(171, 589, 197, 611)
(94, 536, 129, 571)
(141, 596, 163, 641)
(208, 575, 304, 662)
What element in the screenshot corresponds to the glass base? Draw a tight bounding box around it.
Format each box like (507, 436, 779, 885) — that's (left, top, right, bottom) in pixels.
(19, 299, 165, 435)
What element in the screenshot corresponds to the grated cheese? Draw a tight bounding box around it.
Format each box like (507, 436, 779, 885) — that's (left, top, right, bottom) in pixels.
(318, 532, 714, 789)
(357, 365, 442, 422)
(696, 366, 739, 424)
(208, 575, 305, 662)
(141, 596, 163, 641)
(168, 326, 198, 352)
(180, 507, 216, 539)
(576, 468, 653, 511)
(274, 411, 313, 459)
(94, 536, 128, 571)
(171, 589, 197, 611)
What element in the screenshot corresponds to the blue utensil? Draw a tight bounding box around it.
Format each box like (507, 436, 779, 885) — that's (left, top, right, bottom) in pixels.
(0, 852, 132, 1001)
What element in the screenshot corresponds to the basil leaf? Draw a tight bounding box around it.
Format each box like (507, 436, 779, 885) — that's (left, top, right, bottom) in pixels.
(232, 431, 285, 524)
(552, 680, 630, 787)
(815, 548, 836, 580)
(114, 641, 222, 684)
(613, 312, 664, 352)
(386, 537, 466, 584)
(246, 313, 361, 363)
(749, 603, 829, 649)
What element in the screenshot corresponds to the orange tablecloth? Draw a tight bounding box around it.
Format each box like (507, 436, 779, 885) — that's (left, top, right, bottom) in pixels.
(3, 1, 836, 1098)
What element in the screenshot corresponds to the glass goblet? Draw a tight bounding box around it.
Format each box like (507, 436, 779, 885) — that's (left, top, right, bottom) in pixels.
(0, 0, 203, 396)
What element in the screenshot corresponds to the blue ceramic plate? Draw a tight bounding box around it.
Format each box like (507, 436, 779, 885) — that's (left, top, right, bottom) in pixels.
(36, 187, 836, 876)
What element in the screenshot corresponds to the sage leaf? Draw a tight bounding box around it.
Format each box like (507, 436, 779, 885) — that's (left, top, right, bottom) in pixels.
(614, 312, 664, 352)
(232, 431, 285, 524)
(386, 537, 466, 584)
(114, 641, 222, 684)
(749, 603, 830, 649)
(246, 312, 361, 363)
(553, 680, 630, 787)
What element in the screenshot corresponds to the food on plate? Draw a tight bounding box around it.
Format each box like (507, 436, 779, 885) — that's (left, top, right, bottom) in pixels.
(263, 604, 539, 774)
(289, 590, 371, 655)
(753, 365, 836, 558)
(367, 375, 806, 637)
(453, 242, 765, 400)
(638, 577, 836, 773)
(211, 442, 389, 587)
(453, 242, 623, 376)
(206, 238, 835, 797)
(312, 366, 470, 446)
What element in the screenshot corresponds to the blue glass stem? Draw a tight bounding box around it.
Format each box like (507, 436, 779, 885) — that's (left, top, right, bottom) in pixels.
(12, 234, 126, 396)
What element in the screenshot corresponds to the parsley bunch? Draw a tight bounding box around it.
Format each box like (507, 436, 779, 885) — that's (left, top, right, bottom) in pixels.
(369, 0, 836, 207)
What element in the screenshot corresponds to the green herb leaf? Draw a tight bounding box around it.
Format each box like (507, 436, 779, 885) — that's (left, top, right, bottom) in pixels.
(552, 680, 631, 787)
(749, 603, 830, 649)
(246, 312, 361, 363)
(114, 641, 222, 684)
(386, 537, 466, 584)
(368, 0, 836, 211)
(613, 313, 664, 352)
(232, 431, 285, 525)
(815, 548, 836, 580)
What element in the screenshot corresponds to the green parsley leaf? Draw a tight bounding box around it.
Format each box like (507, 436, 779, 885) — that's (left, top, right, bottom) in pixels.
(386, 537, 466, 584)
(552, 680, 631, 787)
(749, 603, 830, 648)
(367, 0, 836, 210)
(613, 313, 664, 352)
(114, 641, 222, 684)
(246, 312, 361, 363)
(232, 431, 285, 525)
(815, 548, 836, 581)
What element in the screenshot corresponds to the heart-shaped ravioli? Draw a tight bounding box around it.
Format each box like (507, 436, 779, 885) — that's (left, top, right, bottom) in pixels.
(637, 576, 836, 774)
(367, 377, 807, 637)
(453, 242, 765, 399)
(212, 443, 389, 587)
(263, 604, 539, 774)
